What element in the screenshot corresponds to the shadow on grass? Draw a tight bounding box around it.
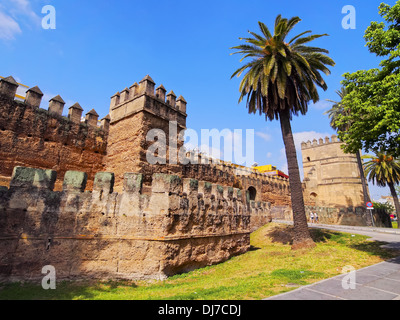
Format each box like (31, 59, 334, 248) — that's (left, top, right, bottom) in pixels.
(0, 280, 138, 300)
(267, 225, 400, 261)
(267, 225, 335, 245)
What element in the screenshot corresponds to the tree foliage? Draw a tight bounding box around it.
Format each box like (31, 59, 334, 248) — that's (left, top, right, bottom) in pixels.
(336, 1, 400, 157)
(363, 152, 400, 227)
(373, 201, 395, 215)
(230, 16, 335, 121)
(230, 16, 335, 248)
(363, 153, 400, 187)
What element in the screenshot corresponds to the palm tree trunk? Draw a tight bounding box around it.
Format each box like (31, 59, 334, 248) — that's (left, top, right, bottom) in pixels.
(355, 150, 371, 204)
(279, 110, 315, 249)
(388, 182, 400, 229)
(355, 150, 374, 226)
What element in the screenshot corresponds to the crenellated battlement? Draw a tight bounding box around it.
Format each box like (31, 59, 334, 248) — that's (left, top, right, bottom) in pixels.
(4, 166, 270, 219)
(301, 134, 365, 208)
(182, 151, 290, 195)
(0, 76, 109, 131)
(109, 75, 187, 128)
(0, 76, 110, 191)
(0, 165, 272, 281)
(0, 74, 287, 283)
(301, 134, 340, 150)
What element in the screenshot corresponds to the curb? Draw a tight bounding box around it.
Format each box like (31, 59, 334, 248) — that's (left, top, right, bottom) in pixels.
(272, 220, 400, 236)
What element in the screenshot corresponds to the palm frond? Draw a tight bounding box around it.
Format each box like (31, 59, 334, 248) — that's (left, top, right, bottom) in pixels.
(230, 14, 335, 120)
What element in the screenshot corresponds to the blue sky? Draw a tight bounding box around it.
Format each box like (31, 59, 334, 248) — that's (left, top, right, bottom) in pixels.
(0, 0, 396, 200)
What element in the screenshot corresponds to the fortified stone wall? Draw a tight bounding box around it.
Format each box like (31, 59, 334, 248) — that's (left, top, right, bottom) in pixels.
(0, 76, 109, 191)
(105, 76, 293, 210)
(0, 166, 272, 282)
(0, 73, 387, 284)
(272, 205, 391, 228)
(105, 75, 187, 191)
(303, 206, 392, 228)
(181, 152, 291, 207)
(301, 135, 366, 208)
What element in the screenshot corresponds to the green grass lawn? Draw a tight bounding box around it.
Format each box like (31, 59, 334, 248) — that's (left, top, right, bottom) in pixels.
(1, 223, 399, 300)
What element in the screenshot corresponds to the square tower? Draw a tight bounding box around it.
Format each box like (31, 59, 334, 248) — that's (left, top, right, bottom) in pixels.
(301, 135, 368, 208)
(104, 75, 187, 191)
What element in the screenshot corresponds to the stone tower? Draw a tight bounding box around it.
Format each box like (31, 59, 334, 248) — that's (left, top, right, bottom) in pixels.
(301, 135, 368, 208)
(104, 75, 188, 191)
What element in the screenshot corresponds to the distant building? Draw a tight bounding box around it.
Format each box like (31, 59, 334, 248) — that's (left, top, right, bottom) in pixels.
(378, 196, 395, 207)
(253, 165, 289, 179)
(301, 135, 368, 208)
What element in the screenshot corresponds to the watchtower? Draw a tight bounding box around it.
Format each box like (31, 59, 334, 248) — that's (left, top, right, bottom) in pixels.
(104, 75, 188, 190)
(301, 135, 367, 208)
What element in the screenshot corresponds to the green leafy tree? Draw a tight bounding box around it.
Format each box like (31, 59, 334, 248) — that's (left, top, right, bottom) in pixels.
(373, 202, 394, 215)
(363, 152, 400, 228)
(230, 15, 335, 249)
(325, 88, 372, 206)
(337, 1, 400, 157)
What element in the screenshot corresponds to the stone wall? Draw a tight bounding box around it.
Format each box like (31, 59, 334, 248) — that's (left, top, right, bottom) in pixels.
(0, 76, 109, 192)
(0, 166, 272, 282)
(304, 206, 392, 228)
(104, 76, 292, 210)
(272, 204, 392, 228)
(104, 75, 187, 192)
(301, 135, 366, 208)
(181, 152, 292, 207)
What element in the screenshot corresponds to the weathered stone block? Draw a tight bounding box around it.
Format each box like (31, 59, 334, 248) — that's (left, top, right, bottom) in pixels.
(0, 76, 18, 100)
(123, 173, 143, 193)
(63, 171, 88, 192)
(152, 173, 182, 194)
(25, 86, 43, 108)
(183, 178, 198, 194)
(10, 167, 57, 190)
(93, 172, 115, 194)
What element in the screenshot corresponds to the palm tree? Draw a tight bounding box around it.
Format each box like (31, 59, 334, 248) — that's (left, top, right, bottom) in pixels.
(325, 87, 349, 130)
(230, 16, 335, 249)
(325, 87, 372, 209)
(363, 152, 400, 229)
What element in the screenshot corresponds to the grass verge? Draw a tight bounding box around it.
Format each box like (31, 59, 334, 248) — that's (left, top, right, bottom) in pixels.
(1, 223, 399, 300)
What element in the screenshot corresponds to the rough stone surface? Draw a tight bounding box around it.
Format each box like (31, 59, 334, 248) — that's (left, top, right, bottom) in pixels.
(301, 137, 365, 208)
(0, 167, 271, 282)
(0, 97, 107, 191)
(0, 76, 378, 283)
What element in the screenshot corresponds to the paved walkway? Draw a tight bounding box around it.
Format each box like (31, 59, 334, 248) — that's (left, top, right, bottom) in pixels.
(266, 221, 400, 300)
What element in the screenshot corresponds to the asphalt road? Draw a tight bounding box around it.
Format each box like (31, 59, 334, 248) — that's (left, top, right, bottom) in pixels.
(266, 220, 400, 300)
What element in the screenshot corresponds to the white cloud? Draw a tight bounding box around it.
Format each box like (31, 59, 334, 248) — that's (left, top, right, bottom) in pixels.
(9, 0, 40, 23)
(256, 131, 272, 142)
(0, 10, 21, 40)
(310, 100, 333, 111)
(0, 0, 41, 40)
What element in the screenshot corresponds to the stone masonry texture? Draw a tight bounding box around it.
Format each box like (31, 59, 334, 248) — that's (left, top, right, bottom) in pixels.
(0, 75, 380, 282)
